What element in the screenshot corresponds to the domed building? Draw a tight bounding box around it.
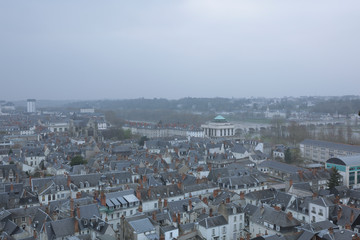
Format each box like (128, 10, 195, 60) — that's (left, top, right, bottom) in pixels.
(201, 115, 235, 138)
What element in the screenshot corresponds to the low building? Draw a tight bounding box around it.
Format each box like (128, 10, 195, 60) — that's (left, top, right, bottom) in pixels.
(326, 155, 360, 188)
(201, 115, 235, 138)
(300, 139, 360, 163)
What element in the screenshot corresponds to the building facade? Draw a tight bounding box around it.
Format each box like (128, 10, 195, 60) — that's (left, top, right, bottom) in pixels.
(27, 99, 36, 113)
(300, 139, 360, 163)
(201, 115, 235, 138)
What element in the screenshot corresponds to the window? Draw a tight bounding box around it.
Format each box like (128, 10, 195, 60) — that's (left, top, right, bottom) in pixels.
(130, 210, 133, 215)
(22, 217, 25, 222)
(170, 232, 173, 238)
(234, 224, 237, 232)
(212, 229, 215, 236)
(222, 226, 226, 234)
(234, 216, 236, 222)
(154, 203, 157, 208)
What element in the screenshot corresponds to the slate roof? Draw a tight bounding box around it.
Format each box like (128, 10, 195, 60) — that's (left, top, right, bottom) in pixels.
(198, 215, 228, 229)
(258, 160, 305, 174)
(129, 218, 155, 234)
(301, 139, 360, 153)
(250, 206, 301, 228)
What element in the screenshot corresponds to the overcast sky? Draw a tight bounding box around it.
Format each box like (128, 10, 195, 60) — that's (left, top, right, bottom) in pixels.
(1, 1, 359, 101)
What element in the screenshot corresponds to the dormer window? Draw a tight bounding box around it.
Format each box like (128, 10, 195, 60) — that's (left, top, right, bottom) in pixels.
(85, 181, 90, 188)
(80, 182, 84, 188)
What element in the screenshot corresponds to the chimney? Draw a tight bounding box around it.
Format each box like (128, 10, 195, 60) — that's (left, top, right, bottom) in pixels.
(182, 173, 186, 180)
(298, 170, 303, 180)
(312, 168, 317, 176)
(203, 197, 208, 205)
(33, 230, 37, 239)
(226, 197, 230, 203)
(100, 191, 106, 206)
(67, 175, 71, 187)
(287, 211, 293, 221)
(147, 189, 151, 198)
(76, 204, 80, 218)
(29, 176, 32, 188)
(70, 198, 74, 217)
(289, 179, 293, 188)
(164, 199, 168, 207)
(138, 205, 143, 212)
(351, 209, 355, 223)
(188, 199, 192, 211)
(10, 184, 14, 192)
(172, 213, 177, 223)
(329, 227, 334, 235)
(240, 191, 245, 200)
(177, 182, 183, 190)
(213, 189, 219, 198)
(152, 211, 157, 221)
(177, 212, 180, 224)
(74, 217, 79, 233)
(158, 198, 162, 210)
(143, 175, 147, 183)
(210, 208, 213, 217)
(337, 207, 343, 221)
(136, 189, 141, 200)
(312, 192, 318, 199)
(76, 192, 81, 199)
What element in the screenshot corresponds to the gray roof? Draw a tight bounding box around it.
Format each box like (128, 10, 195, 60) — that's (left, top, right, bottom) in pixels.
(258, 160, 305, 174)
(198, 215, 228, 229)
(301, 139, 360, 153)
(129, 218, 155, 234)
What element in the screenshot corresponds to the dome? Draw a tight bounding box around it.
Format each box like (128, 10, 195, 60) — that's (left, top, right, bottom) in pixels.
(213, 115, 228, 123)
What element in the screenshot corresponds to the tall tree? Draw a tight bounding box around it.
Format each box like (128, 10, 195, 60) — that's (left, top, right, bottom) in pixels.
(327, 167, 342, 189)
(284, 148, 292, 163)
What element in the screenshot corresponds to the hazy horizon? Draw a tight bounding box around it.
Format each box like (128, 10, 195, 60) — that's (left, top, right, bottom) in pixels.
(1, 1, 360, 101)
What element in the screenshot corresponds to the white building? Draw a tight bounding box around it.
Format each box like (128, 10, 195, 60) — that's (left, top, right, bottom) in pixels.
(27, 99, 36, 113)
(201, 115, 235, 138)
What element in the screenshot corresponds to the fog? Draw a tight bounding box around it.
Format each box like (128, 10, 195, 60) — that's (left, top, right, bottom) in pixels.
(1, 0, 359, 100)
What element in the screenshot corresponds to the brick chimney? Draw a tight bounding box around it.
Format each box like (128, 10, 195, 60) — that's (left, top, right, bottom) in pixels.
(226, 197, 230, 203)
(147, 189, 151, 198)
(152, 211, 157, 221)
(213, 189, 219, 198)
(203, 197, 208, 205)
(164, 199, 168, 207)
(298, 170, 303, 180)
(351, 209, 355, 223)
(312, 192, 318, 199)
(70, 198, 74, 217)
(287, 211, 293, 221)
(158, 198, 162, 209)
(67, 175, 71, 187)
(337, 207, 343, 221)
(289, 179, 293, 188)
(29, 176, 32, 188)
(136, 189, 141, 200)
(76, 192, 81, 199)
(172, 213, 177, 223)
(188, 199, 192, 211)
(177, 212, 180, 224)
(10, 184, 13, 192)
(100, 191, 106, 206)
(138, 205, 142, 212)
(240, 191, 245, 200)
(177, 182, 183, 190)
(210, 208, 213, 217)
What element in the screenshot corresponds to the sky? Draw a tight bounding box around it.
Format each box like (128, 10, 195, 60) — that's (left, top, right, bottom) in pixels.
(0, 0, 360, 101)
